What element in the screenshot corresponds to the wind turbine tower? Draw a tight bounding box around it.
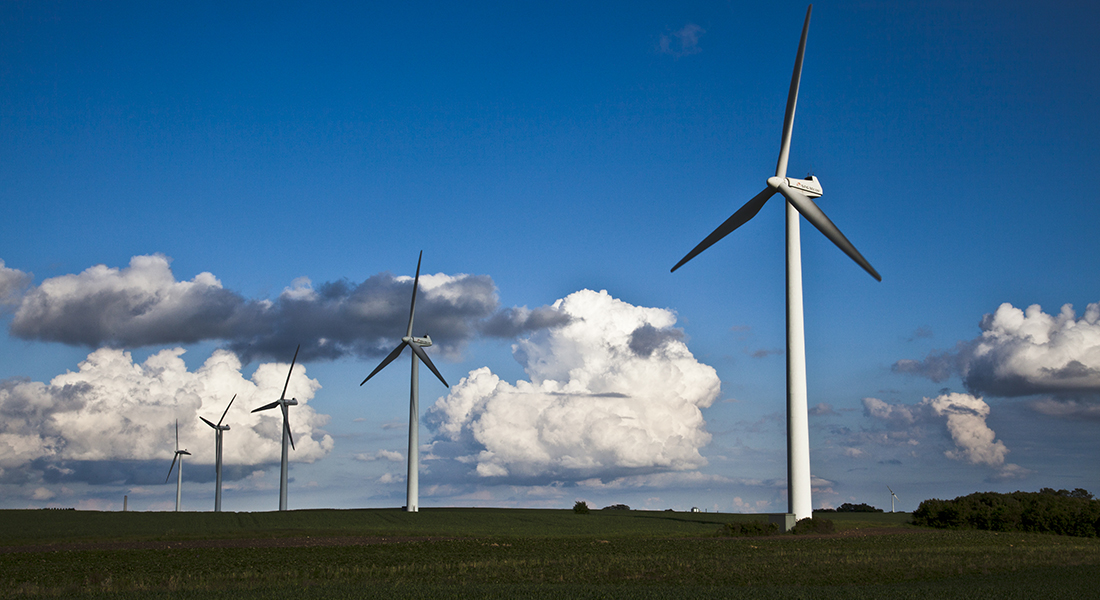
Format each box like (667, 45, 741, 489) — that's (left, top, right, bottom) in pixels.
(361, 251, 449, 512)
(252, 346, 301, 511)
(164, 419, 191, 512)
(889, 486, 899, 513)
(200, 394, 236, 512)
(671, 5, 880, 522)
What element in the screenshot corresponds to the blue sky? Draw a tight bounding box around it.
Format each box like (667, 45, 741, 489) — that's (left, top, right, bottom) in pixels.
(1, 0, 1098, 513)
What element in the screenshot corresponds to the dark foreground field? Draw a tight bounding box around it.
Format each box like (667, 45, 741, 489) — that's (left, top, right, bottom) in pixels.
(2, 508, 1098, 599)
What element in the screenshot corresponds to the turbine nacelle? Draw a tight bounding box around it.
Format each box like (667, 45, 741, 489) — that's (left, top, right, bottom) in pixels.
(785, 175, 822, 198)
(767, 175, 821, 198)
(403, 335, 433, 347)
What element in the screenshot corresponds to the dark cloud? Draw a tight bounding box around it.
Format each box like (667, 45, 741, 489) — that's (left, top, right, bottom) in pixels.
(751, 348, 783, 359)
(907, 326, 933, 341)
(478, 305, 571, 338)
(5, 255, 563, 363)
(0, 259, 32, 309)
(226, 271, 499, 362)
(628, 323, 684, 357)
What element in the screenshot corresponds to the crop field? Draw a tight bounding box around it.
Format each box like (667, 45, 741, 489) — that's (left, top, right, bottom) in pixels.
(2, 508, 1099, 599)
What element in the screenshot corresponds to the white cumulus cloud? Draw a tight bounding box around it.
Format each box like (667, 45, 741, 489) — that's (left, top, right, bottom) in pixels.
(0, 347, 333, 485)
(426, 289, 721, 482)
(895, 302, 1100, 399)
(861, 393, 1028, 480)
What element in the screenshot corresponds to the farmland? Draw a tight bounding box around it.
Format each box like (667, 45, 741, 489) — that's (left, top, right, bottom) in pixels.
(2, 508, 1098, 599)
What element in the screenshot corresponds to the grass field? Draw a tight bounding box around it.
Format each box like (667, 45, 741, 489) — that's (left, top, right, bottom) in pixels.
(2, 508, 1098, 599)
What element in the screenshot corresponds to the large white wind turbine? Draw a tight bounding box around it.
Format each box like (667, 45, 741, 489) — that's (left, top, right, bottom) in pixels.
(200, 394, 236, 512)
(164, 419, 191, 512)
(360, 251, 449, 513)
(671, 5, 880, 522)
(889, 486, 899, 513)
(252, 345, 301, 511)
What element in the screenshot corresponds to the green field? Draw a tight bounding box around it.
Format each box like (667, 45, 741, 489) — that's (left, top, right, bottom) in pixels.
(2, 508, 1098, 599)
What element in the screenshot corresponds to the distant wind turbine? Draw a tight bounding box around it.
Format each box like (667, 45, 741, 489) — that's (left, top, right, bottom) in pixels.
(360, 251, 449, 513)
(671, 5, 880, 522)
(889, 486, 899, 513)
(200, 394, 236, 512)
(252, 345, 301, 511)
(164, 419, 191, 512)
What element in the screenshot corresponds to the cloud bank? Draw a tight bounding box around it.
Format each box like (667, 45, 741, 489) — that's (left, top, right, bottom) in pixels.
(5, 254, 554, 362)
(895, 302, 1100, 397)
(861, 393, 1027, 480)
(426, 289, 721, 482)
(0, 347, 333, 486)
(894, 302, 1100, 420)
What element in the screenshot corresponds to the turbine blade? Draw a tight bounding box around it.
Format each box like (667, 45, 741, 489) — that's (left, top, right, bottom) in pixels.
(174, 419, 179, 452)
(360, 341, 408, 385)
(409, 343, 449, 388)
(200, 416, 217, 430)
(217, 394, 237, 427)
(280, 345, 300, 401)
(775, 5, 812, 179)
(165, 454, 178, 483)
(671, 187, 776, 272)
(252, 400, 281, 413)
(778, 182, 882, 281)
(406, 251, 422, 338)
(282, 403, 295, 451)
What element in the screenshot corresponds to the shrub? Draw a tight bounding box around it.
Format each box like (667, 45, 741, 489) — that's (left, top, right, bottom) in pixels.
(572, 501, 590, 514)
(717, 520, 779, 537)
(603, 504, 630, 511)
(836, 502, 883, 513)
(790, 517, 835, 535)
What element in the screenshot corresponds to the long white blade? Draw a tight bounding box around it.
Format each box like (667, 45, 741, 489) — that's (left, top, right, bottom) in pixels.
(406, 251, 423, 338)
(409, 343, 449, 388)
(775, 5, 812, 179)
(251, 400, 281, 413)
(165, 454, 178, 483)
(281, 403, 295, 451)
(217, 394, 237, 427)
(671, 186, 777, 272)
(777, 182, 881, 281)
(280, 345, 300, 402)
(361, 341, 408, 385)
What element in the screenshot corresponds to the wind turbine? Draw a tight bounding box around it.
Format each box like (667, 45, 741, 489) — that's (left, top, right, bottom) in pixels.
(889, 486, 899, 513)
(670, 5, 880, 522)
(200, 394, 236, 512)
(360, 251, 449, 513)
(252, 345, 300, 511)
(164, 419, 191, 512)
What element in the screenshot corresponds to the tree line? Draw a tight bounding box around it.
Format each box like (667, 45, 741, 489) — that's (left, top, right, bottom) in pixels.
(912, 488, 1100, 537)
